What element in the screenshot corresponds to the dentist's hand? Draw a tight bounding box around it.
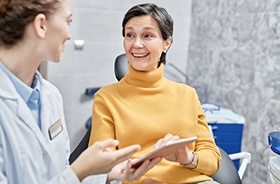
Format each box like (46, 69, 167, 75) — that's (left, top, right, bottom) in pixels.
(71, 139, 140, 181)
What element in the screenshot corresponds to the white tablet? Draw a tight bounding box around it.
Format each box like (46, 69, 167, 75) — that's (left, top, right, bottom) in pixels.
(131, 136, 198, 169)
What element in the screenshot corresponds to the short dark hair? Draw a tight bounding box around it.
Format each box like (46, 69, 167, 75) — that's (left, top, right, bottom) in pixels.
(0, 0, 60, 47)
(122, 3, 173, 64)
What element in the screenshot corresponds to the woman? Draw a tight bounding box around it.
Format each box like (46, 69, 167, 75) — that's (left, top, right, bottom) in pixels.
(89, 3, 221, 184)
(0, 0, 161, 183)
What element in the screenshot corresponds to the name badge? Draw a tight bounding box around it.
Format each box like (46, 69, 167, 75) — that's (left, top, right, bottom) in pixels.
(48, 119, 63, 140)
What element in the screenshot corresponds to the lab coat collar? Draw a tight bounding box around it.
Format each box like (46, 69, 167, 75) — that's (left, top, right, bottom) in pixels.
(0, 69, 50, 131)
(0, 68, 50, 98)
(0, 65, 18, 100)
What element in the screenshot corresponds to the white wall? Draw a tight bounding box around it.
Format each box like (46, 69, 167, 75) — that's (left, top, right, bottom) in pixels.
(46, 0, 193, 150)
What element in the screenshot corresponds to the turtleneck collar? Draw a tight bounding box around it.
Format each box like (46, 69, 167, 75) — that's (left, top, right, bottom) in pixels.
(123, 63, 165, 88)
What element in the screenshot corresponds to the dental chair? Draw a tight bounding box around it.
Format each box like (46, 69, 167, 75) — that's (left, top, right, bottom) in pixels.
(69, 125, 92, 164)
(70, 53, 251, 183)
(211, 147, 251, 184)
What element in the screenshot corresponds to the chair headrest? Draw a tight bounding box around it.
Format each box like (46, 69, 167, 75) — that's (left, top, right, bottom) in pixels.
(114, 53, 128, 81)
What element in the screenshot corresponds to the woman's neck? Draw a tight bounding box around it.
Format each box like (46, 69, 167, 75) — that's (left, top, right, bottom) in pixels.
(0, 46, 40, 87)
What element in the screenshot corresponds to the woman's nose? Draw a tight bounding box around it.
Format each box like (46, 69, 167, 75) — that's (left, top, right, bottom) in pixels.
(133, 38, 144, 48)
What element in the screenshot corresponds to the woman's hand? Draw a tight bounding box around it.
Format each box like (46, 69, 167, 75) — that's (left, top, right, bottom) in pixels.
(107, 157, 162, 182)
(71, 139, 140, 181)
(154, 134, 193, 165)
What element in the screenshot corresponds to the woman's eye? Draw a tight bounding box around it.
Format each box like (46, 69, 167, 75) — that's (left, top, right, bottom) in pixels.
(126, 33, 134, 38)
(145, 34, 153, 38)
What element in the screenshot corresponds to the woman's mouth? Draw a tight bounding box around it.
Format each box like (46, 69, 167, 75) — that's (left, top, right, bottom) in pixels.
(132, 53, 149, 58)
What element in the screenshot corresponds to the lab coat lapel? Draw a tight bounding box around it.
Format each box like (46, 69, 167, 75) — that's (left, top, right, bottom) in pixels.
(0, 70, 39, 135)
(0, 69, 57, 166)
(16, 97, 48, 144)
(40, 83, 54, 140)
(0, 68, 42, 138)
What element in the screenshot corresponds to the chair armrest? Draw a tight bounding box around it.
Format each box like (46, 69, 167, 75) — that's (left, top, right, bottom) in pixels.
(85, 87, 101, 96)
(229, 151, 251, 179)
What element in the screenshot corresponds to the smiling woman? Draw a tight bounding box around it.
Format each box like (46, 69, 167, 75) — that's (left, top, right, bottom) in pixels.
(89, 3, 221, 184)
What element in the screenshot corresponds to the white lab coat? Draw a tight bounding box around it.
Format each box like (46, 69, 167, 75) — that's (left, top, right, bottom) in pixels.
(0, 68, 107, 184)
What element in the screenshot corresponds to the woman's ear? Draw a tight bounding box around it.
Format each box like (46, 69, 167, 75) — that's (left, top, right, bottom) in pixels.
(163, 37, 173, 53)
(33, 13, 47, 38)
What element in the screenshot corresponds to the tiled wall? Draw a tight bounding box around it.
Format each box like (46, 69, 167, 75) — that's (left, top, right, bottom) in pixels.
(188, 0, 280, 183)
(46, 0, 192, 153)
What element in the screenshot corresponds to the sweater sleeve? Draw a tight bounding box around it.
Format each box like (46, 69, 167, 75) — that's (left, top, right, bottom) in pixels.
(191, 90, 221, 175)
(88, 92, 116, 147)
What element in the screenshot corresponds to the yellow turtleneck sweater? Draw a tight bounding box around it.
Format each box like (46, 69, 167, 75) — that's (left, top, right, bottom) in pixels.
(89, 64, 221, 184)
